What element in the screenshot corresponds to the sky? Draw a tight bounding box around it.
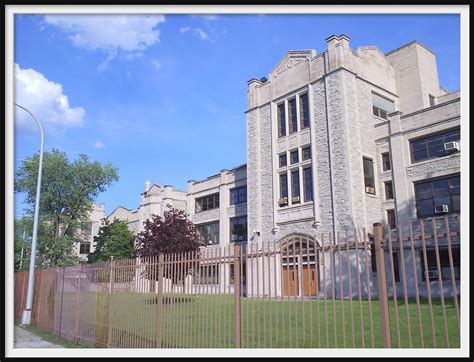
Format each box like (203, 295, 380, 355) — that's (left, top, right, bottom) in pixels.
(12, 12, 461, 218)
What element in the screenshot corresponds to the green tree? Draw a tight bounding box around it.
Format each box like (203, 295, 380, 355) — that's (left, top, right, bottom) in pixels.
(88, 219, 135, 263)
(14, 216, 33, 272)
(14, 149, 119, 268)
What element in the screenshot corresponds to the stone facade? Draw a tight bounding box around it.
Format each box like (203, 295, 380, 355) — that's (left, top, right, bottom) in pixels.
(79, 34, 461, 298)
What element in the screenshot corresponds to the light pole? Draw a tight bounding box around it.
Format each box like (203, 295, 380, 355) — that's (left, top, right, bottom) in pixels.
(15, 103, 45, 325)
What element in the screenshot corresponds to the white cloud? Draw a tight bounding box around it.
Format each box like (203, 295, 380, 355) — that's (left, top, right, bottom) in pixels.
(192, 14, 219, 21)
(180, 26, 213, 42)
(14, 63, 85, 133)
(151, 59, 162, 70)
(94, 141, 105, 149)
(43, 15, 165, 69)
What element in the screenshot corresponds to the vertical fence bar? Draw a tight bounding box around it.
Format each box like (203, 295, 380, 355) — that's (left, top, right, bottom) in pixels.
(420, 221, 436, 348)
(234, 244, 241, 348)
(256, 243, 261, 348)
(373, 223, 391, 348)
(329, 232, 337, 348)
(280, 243, 285, 348)
(408, 223, 424, 348)
(387, 228, 401, 347)
(74, 268, 81, 343)
(306, 238, 314, 348)
(444, 216, 460, 335)
(354, 229, 365, 348)
(336, 232, 346, 348)
(432, 219, 450, 347)
(362, 228, 375, 348)
(321, 234, 328, 348)
(298, 237, 304, 348)
(107, 260, 115, 347)
(286, 241, 292, 348)
(398, 227, 412, 347)
(156, 254, 164, 348)
(273, 242, 278, 348)
(345, 231, 355, 348)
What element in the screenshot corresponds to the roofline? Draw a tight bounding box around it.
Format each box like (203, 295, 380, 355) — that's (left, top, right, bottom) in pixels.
(385, 40, 436, 57)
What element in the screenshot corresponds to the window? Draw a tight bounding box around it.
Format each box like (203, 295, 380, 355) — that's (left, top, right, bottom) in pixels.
(300, 93, 310, 129)
(410, 129, 460, 163)
(371, 247, 400, 283)
(414, 175, 460, 218)
(381, 152, 391, 171)
(230, 186, 247, 205)
(363, 157, 376, 194)
(290, 150, 299, 164)
(288, 98, 297, 134)
(195, 193, 220, 213)
(277, 103, 286, 138)
(420, 247, 460, 281)
(302, 146, 311, 161)
(291, 170, 300, 202)
(385, 181, 394, 200)
(429, 94, 436, 107)
(279, 153, 287, 168)
(196, 265, 220, 285)
(80, 222, 92, 237)
(372, 93, 394, 120)
(230, 216, 247, 242)
(386, 209, 396, 229)
(80, 242, 91, 254)
(279, 173, 288, 200)
(303, 167, 313, 202)
(196, 221, 220, 245)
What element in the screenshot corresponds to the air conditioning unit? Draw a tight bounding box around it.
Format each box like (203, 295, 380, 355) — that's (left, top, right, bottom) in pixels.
(278, 197, 288, 206)
(366, 186, 375, 194)
(292, 196, 300, 203)
(444, 141, 460, 153)
(434, 204, 449, 214)
(427, 270, 438, 279)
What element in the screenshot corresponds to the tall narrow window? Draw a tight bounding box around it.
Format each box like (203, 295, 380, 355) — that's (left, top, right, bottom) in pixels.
(303, 167, 313, 202)
(300, 93, 309, 129)
(288, 99, 297, 134)
(279, 173, 288, 205)
(363, 157, 376, 194)
(230, 216, 247, 243)
(385, 181, 394, 200)
(382, 152, 391, 171)
(291, 170, 300, 203)
(230, 186, 247, 205)
(387, 209, 396, 229)
(279, 153, 287, 168)
(302, 146, 311, 161)
(277, 103, 286, 138)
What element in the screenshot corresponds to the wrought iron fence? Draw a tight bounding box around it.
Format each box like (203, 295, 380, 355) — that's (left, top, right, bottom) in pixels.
(14, 215, 460, 348)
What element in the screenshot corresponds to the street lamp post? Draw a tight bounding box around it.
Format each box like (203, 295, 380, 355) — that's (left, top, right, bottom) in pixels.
(15, 103, 45, 325)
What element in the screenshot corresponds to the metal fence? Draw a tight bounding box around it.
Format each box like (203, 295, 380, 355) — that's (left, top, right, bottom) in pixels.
(14, 215, 460, 348)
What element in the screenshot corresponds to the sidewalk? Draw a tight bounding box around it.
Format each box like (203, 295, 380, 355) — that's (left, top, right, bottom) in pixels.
(14, 326, 65, 348)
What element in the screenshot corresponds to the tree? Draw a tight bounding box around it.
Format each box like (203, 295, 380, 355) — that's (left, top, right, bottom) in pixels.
(88, 219, 135, 264)
(135, 206, 207, 284)
(14, 149, 119, 268)
(14, 216, 33, 272)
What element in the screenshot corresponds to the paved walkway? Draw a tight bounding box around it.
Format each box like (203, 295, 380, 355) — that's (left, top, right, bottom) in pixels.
(14, 326, 65, 348)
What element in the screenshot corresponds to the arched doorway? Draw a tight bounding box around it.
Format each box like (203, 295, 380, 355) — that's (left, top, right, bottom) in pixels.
(279, 234, 319, 297)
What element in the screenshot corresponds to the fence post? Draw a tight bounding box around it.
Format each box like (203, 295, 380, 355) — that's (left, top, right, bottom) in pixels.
(58, 267, 65, 337)
(156, 254, 164, 348)
(373, 223, 391, 348)
(234, 244, 242, 348)
(107, 259, 115, 348)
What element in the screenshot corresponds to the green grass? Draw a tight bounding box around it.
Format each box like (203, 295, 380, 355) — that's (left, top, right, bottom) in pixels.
(15, 322, 88, 348)
(69, 292, 459, 349)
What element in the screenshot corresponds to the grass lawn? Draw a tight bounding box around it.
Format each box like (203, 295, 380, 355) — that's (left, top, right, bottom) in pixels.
(69, 292, 459, 349)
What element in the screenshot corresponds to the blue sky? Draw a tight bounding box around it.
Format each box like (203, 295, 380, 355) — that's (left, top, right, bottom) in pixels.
(13, 13, 460, 217)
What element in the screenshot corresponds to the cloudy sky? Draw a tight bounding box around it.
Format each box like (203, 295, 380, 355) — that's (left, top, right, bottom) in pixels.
(13, 12, 461, 217)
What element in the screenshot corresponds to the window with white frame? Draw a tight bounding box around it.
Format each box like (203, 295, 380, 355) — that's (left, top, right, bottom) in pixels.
(372, 93, 395, 120)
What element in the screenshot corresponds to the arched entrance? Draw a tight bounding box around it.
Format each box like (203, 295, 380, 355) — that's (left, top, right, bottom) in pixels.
(279, 234, 319, 297)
